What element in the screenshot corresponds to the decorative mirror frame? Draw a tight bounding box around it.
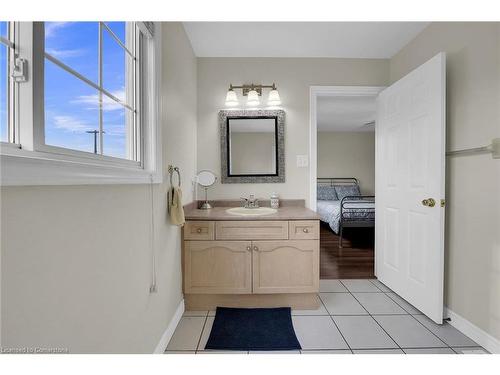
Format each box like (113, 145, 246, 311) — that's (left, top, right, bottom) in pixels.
(219, 109, 285, 184)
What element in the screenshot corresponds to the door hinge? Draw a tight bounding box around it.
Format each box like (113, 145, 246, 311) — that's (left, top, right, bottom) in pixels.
(440, 199, 446, 207)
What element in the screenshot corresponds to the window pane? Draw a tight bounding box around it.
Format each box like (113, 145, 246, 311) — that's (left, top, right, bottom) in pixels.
(44, 58, 99, 153)
(0, 43, 8, 142)
(103, 103, 133, 160)
(0, 21, 7, 38)
(105, 22, 125, 45)
(44, 22, 98, 84)
(103, 25, 133, 106)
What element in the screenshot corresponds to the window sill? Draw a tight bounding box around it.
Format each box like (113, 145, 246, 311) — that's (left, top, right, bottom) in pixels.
(0, 146, 163, 186)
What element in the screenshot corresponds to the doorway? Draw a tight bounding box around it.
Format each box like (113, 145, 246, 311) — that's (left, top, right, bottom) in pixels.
(309, 86, 384, 279)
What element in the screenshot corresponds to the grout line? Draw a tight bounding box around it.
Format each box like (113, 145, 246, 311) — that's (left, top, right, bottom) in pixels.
(407, 313, 453, 350)
(194, 314, 209, 354)
(318, 293, 353, 353)
(345, 286, 404, 353)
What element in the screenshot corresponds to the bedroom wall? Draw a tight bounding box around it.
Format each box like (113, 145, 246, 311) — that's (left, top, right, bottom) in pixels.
(317, 131, 375, 194)
(390, 22, 500, 342)
(197, 57, 389, 206)
(0, 22, 197, 353)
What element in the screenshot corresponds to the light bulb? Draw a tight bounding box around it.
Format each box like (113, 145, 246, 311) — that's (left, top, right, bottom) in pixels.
(225, 89, 239, 107)
(246, 89, 260, 106)
(267, 88, 281, 106)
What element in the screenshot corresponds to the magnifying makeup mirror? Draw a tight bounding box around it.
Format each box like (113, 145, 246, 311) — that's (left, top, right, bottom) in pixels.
(197, 170, 217, 209)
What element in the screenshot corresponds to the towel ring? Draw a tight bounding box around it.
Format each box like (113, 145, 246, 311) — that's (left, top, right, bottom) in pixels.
(168, 165, 181, 187)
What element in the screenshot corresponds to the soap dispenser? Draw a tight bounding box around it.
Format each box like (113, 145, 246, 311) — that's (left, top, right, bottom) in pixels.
(270, 192, 280, 209)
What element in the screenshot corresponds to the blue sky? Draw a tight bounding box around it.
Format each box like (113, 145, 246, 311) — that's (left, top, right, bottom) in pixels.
(44, 22, 131, 159)
(0, 22, 132, 158)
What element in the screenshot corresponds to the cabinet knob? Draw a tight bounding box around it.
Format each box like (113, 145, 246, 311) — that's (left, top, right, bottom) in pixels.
(196, 228, 202, 233)
(246, 246, 252, 251)
(303, 228, 309, 233)
(253, 246, 259, 251)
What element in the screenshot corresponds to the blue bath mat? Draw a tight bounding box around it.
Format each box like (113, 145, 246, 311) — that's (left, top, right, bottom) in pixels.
(204, 307, 301, 351)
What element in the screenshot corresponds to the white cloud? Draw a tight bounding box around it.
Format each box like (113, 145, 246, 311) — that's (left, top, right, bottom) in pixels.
(52, 115, 94, 133)
(44, 22, 70, 38)
(72, 89, 128, 112)
(46, 48, 86, 59)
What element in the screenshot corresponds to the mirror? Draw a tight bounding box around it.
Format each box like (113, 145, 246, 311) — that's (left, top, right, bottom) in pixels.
(228, 118, 277, 175)
(197, 170, 217, 187)
(196, 170, 217, 209)
(219, 110, 285, 183)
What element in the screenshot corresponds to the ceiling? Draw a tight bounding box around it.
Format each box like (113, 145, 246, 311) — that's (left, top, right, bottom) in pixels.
(317, 95, 376, 132)
(183, 22, 429, 58)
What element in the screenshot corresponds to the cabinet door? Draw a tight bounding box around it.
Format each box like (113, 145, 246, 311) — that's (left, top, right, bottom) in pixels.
(184, 241, 252, 294)
(252, 240, 319, 294)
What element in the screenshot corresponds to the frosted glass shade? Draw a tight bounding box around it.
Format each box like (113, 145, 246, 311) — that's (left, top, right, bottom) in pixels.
(225, 89, 239, 106)
(267, 89, 281, 105)
(246, 89, 260, 106)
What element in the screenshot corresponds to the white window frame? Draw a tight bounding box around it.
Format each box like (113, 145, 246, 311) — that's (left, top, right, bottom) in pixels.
(0, 22, 162, 186)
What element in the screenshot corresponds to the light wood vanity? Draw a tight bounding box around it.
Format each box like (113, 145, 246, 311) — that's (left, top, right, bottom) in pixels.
(182, 201, 321, 310)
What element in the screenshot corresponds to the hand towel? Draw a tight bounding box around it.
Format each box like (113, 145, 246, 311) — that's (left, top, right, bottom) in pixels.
(169, 187, 185, 226)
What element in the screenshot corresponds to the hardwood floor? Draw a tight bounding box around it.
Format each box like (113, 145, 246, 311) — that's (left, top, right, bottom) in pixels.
(320, 222, 375, 279)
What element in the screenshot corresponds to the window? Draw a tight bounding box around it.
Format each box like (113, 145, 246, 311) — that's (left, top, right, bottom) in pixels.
(44, 22, 139, 161)
(0, 21, 14, 143)
(0, 22, 161, 185)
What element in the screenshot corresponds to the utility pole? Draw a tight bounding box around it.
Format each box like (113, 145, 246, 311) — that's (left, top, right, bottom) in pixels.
(86, 130, 105, 154)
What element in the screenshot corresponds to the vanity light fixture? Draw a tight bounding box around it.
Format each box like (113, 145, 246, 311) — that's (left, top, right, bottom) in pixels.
(224, 85, 239, 107)
(224, 83, 281, 107)
(246, 89, 260, 106)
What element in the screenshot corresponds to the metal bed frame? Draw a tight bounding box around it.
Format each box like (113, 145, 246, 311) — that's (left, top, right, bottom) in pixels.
(317, 178, 375, 248)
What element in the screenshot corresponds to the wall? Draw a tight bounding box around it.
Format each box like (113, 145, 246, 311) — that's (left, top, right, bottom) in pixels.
(390, 22, 500, 341)
(317, 132, 375, 194)
(197, 58, 388, 205)
(0, 22, 197, 353)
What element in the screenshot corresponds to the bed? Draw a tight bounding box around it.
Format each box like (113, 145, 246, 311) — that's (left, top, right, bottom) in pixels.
(317, 178, 375, 248)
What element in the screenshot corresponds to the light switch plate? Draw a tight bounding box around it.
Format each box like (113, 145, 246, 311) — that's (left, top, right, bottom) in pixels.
(296, 155, 309, 168)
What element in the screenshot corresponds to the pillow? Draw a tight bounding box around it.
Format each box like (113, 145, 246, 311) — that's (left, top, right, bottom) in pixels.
(317, 185, 338, 201)
(335, 185, 361, 201)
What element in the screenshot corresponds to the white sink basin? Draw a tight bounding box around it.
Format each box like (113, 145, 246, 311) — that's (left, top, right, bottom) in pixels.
(225, 207, 277, 217)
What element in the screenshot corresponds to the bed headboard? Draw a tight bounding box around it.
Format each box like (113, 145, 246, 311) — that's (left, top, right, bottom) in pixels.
(317, 177, 358, 186)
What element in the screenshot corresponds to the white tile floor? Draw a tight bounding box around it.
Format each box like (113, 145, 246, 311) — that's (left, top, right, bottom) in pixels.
(165, 279, 489, 354)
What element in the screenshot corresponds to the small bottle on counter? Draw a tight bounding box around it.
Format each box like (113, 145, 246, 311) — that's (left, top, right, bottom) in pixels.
(270, 192, 280, 209)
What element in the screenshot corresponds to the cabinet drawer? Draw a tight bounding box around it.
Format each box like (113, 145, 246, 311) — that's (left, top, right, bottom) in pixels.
(289, 220, 319, 240)
(184, 221, 214, 240)
(215, 221, 288, 240)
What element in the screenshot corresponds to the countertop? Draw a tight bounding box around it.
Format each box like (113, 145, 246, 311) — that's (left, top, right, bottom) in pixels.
(184, 201, 320, 221)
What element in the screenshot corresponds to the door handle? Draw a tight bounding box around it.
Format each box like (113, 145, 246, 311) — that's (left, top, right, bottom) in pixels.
(253, 245, 259, 251)
(246, 245, 252, 252)
(422, 198, 436, 207)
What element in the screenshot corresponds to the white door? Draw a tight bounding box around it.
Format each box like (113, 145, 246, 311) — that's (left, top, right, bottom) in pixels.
(375, 53, 446, 324)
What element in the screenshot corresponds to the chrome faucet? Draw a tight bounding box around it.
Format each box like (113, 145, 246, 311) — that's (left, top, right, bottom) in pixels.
(240, 194, 259, 208)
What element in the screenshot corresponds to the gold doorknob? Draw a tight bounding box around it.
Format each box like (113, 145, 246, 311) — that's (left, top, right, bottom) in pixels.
(422, 198, 436, 207)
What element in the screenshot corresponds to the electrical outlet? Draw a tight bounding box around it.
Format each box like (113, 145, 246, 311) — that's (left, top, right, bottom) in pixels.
(296, 155, 309, 168)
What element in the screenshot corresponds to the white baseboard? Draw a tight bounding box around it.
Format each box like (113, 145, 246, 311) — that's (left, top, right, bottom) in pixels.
(154, 299, 185, 354)
(445, 307, 500, 354)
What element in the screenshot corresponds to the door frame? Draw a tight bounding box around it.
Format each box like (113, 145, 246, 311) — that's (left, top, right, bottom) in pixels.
(308, 86, 386, 212)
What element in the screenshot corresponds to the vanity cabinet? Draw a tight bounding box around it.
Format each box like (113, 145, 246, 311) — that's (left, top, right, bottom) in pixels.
(183, 220, 319, 296)
(252, 240, 319, 294)
(184, 240, 252, 294)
